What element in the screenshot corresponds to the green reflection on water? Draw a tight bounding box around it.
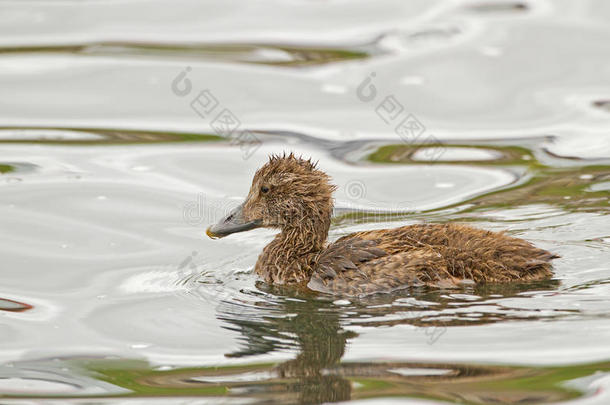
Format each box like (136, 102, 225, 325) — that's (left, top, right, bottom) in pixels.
(0, 164, 13, 174)
(472, 165, 610, 211)
(76, 343, 608, 405)
(63, 288, 604, 405)
(0, 281, 601, 404)
(366, 143, 610, 213)
(0, 127, 223, 145)
(0, 43, 369, 66)
(369, 143, 544, 169)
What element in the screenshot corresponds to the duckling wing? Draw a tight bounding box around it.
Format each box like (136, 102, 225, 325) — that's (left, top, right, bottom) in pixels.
(313, 237, 387, 278)
(308, 236, 441, 296)
(308, 235, 456, 296)
(309, 223, 557, 296)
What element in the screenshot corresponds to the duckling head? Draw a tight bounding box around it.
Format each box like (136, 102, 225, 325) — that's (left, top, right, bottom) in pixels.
(207, 153, 336, 239)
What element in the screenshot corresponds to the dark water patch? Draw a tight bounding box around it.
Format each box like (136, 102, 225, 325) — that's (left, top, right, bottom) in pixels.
(562, 278, 610, 293)
(592, 100, 610, 113)
(397, 26, 463, 47)
(0, 42, 370, 67)
(464, 2, 529, 13)
(0, 297, 33, 312)
(544, 146, 610, 161)
(0, 127, 222, 145)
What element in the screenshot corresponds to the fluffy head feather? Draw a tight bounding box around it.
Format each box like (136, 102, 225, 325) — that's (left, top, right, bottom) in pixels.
(242, 153, 336, 230)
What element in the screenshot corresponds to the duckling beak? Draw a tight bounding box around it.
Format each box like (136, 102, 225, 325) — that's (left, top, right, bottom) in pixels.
(206, 203, 262, 239)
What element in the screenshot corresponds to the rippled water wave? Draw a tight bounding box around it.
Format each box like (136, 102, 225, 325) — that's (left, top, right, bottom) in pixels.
(1, 0, 609, 403)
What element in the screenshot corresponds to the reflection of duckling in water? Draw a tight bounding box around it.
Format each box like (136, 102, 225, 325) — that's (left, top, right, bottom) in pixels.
(213, 285, 569, 405)
(219, 289, 355, 403)
(207, 153, 558, 296)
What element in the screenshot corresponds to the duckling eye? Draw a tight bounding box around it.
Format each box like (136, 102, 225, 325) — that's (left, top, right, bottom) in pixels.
(260, 185, 270, 194)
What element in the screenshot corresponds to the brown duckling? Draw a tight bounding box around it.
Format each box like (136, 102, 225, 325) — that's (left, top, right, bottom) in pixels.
(207, 153, 557, 296)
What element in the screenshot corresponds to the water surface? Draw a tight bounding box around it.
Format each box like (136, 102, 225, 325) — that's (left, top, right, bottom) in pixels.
(1, 0, 610, 403)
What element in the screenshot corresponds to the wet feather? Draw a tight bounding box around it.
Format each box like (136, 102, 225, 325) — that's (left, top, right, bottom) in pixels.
(224, 154, 558, 296)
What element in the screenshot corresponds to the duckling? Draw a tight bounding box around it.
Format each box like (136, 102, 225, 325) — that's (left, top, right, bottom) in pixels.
(207, 153, 557, 296)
